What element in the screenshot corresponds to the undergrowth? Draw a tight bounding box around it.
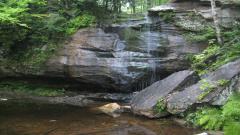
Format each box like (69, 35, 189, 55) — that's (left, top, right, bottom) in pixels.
(184, 27, 215, 42)
(187, 24, 240, 75)
(0, 81, 65, 97)
(186, 93, 240, 135)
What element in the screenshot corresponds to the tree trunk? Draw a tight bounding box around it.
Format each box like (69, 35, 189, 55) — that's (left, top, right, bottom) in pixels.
(210, 0, 223, 45)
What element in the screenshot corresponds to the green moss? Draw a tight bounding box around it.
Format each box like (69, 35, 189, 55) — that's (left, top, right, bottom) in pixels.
(198, 79, 216, 100)
(197, 79, 230, 100)
(155, 98, 167, 114)
(0, 81, 65, 97)
(217, 79, 230, 87)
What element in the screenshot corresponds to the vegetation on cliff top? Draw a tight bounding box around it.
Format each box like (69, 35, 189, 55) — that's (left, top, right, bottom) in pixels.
(0, 0, 98, 70)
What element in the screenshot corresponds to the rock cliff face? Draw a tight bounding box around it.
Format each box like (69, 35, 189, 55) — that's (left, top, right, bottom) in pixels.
(149, 0, 240, 28)
(0, 16, 206, 92)
(42, 28, 190, 92)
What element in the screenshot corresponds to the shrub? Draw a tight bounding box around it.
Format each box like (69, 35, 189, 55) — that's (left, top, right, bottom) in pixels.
(66, 14, 95, 35)
(186, 107, 224, 130)
(191, 45, 221, 75)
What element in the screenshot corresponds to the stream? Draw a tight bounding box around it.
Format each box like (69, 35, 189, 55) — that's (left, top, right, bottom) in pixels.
(0, 100, 200, 135)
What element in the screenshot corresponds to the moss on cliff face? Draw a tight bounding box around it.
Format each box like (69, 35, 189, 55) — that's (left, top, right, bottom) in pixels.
(0, 81, 65, 97)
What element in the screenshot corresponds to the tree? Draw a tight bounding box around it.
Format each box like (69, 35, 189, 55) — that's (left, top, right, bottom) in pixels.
(210, 0, 223, 45)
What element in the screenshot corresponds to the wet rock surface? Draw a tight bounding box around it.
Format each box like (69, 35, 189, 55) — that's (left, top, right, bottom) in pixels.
(131, 70, 199, 118)
(44, 28, 188, 92)
(0, 15, 207, 92)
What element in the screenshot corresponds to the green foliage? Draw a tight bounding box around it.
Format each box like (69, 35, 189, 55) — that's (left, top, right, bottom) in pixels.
(0, 0, 46, 50)
(189, 24, 240, 75)
(66, 14, 95, 35)
(191, 42, 240, 75)
(187, 107, 224, 130)
(222, 94, 240, 120)
(155, 98, 166, 113)
(20, 43, 58, 67)
(211, 43, 240, 68)
(0, 42, 60, 73)
(198, 79, 230, 100)
(191, 45, 221, 75)
(0, 81, 65, 97)
(0, 0, 97, 68)
(159, 11, 175, 23)
(184, 27, 215, 42)
(187, 93, 240, 133)
(224, 122, 240, 135)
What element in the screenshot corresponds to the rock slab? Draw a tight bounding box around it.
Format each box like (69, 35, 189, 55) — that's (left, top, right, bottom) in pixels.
(131, 70, 199, 118)
(167, 59, 240, 114)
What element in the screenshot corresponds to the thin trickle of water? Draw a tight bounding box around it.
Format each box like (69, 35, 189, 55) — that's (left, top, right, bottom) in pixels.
(108, 13, 173, 91)
(144, 14, 158, 85)
(149, 59, 157, 84)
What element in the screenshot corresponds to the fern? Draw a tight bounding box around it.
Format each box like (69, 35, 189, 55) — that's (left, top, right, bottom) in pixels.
(224, 122, 240, 135)
(186, 107, 224, 130)
(223, 93, 240, 120)
(196, 108, 224, 130)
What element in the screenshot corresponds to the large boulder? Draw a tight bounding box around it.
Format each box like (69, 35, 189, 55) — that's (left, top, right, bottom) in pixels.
(131, 70, 199, 118)
(167, 59, 240, 114)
